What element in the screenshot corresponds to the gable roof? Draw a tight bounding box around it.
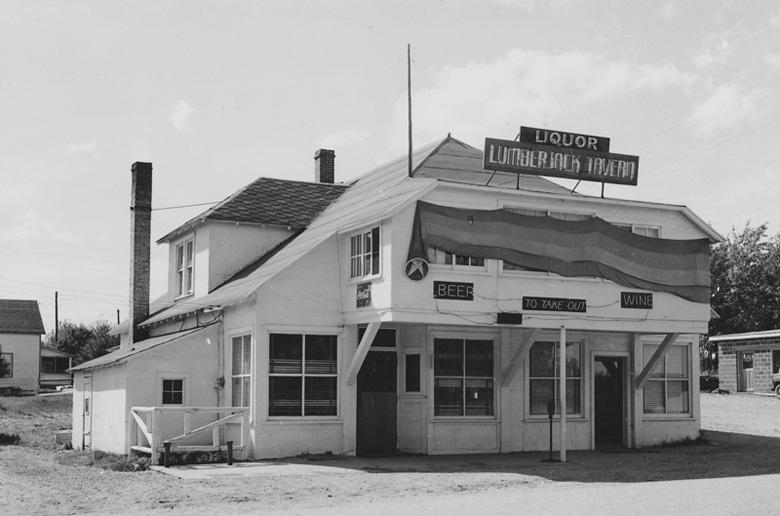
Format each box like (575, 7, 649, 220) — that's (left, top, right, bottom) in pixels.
(140, 138, 447, 327)
(157, 177, 349, 243)
(139, 134, 721, 328)
(0, 299, 45, 334)
(70, 325, 213, 372)
(412, 136, 573, 194)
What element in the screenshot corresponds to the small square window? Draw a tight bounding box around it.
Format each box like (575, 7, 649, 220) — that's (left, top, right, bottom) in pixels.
(162, 379, 184, 405)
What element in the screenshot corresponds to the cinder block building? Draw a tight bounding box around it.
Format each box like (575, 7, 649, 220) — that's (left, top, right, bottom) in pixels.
(710, 330, 780, 393)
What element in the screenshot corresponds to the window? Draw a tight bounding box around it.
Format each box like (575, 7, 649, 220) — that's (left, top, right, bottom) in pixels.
(433, 338, 494, 416)
(161, 379, 184, 405)
(501, 207, 591, 272)
(0, 353, 13, 378)
(349, 227, 380, 278)
(427, 248, 485, 268)
(614, 223, 661, 238)
(269, 333, 338, 416)
(41, 356, 70, 374)
(528, 341, 581, 416)
(231, 335, 252, 408)
(643, 344, 690, 414)
(405, 354, 421, 392)
(176, 238, 194, 296)
(773, 350, 780, 374)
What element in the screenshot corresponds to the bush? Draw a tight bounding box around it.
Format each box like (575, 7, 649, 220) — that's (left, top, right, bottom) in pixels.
(54, 450, 150, 472)
(0, 432, 21, 445)
(700, 375, 719, 392)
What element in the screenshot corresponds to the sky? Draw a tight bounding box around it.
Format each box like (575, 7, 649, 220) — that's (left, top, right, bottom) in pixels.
(1, 0, 779, 333)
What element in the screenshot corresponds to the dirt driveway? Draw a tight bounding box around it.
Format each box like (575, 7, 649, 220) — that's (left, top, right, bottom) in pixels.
(1, 393, 779, 515)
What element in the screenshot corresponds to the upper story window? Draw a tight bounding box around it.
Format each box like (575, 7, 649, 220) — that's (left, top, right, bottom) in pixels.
(615, 224, 661, 238)
(350, 227, 380, 279)
(427, 248, 485, 268)
(176, 238, 194, 297)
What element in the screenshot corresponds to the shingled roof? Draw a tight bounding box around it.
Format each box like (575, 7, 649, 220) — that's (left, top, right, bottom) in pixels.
(158, 177, 348, 243)
(0, 299, 45, 334)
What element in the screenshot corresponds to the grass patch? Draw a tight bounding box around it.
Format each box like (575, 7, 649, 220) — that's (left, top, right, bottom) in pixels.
(55, 450, 150, 472)
(0, 394, 72, 449)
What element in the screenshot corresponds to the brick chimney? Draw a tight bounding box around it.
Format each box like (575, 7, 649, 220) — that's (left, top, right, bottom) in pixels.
(128, 162, 152, 346)
(314, 149, 335, 183)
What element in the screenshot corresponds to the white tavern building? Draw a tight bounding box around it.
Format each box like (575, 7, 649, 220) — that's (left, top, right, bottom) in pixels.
(71, 136, 721, 461)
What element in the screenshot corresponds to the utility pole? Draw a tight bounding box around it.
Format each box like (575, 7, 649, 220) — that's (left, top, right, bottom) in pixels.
(55, 291, 59, 346)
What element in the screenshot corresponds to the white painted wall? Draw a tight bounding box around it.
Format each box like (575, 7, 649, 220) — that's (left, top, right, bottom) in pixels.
(165, 223, 295, 302)
(634, 334, 701, 447)
(125, 324, 221, 451)
(72, 365, 128, 454)
(251, 237, 351, 458)
(369, 184, 712, 334)
(0, 333, 40, 392)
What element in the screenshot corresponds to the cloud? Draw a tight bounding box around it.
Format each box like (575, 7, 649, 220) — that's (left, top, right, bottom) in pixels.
(494, 0, 535, 11)
(0, 212, 81, 244)
(661, 1, 676, 19)
(686, 83, 765, 138)
(390, 49, 696, 146)
(316, 129, 369, 149)
(170, 100, 195, 130)
(61, 141, 98, 153)
(693, 40, 732, 68)
(765, 53, 780, 72)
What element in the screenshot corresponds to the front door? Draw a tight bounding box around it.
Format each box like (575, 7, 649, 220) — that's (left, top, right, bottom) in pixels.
(357, 350, 397, 455)
(594, 357, 624, 446)
(739, 352, 754, 391)
(82, 376, 93, 449)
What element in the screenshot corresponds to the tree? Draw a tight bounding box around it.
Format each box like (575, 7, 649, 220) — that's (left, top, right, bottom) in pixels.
(703, 223, 780, 372)
(710, 223, 780, 335)
(44, 320, 119, 366)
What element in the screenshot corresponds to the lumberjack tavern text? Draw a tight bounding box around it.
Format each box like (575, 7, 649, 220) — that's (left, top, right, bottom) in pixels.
(483, 137, 639, 185)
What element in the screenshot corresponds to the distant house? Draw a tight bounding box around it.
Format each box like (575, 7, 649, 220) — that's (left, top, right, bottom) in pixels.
(40, 346, 72, 389)
(71, 137, 721, 462)
(710, 330, 780, 393)
(0, 299, 45, 393)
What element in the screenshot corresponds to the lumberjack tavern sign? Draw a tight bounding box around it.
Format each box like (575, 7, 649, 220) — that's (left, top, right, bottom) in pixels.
(483, 127, 639, 186)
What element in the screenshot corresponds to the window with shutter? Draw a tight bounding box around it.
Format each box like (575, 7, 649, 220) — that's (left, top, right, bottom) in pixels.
(231, 335, 252, 408)
(528, 341, 582, 416)
(433, 338, 495, 417)
(268, 333, 338, 416)
(642, 343, 690, 414)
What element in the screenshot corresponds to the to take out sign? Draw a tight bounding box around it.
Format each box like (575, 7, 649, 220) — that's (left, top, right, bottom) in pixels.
(483, 126, 639, 186)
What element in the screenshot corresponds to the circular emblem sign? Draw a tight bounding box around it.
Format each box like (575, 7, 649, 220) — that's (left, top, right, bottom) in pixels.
(404, 257, 429, 281)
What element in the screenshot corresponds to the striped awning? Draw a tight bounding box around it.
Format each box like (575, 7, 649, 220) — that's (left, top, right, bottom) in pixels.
(407, 201, 710, 303)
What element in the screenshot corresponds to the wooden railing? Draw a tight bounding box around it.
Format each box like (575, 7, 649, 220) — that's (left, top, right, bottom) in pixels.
(129, 406, 249, 465)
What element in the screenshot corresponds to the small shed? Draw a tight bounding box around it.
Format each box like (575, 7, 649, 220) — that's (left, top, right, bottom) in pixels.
(0, 299, 45, 393)
(710, 330, 780, 393)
